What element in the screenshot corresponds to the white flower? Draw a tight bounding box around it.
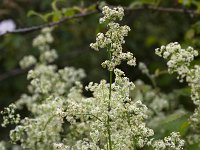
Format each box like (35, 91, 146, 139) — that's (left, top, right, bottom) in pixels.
(20, 55, 37, 69)
(155, 42, 200, 131)
(90, 6, 136, 71)
(0, 19, 16, 35)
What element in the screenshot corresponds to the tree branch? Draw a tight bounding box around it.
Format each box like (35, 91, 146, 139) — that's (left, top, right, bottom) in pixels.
(124, 5, 200, 15)
(0, 10, 98, 36)
(1, 5, 200, 37)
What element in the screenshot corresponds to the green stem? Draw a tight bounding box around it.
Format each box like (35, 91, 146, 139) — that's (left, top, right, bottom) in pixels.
(148, 74, 157, 89)
(107, 48, 113, 150)
(107, 115, 112, 150)
(43, 115, 56, 130)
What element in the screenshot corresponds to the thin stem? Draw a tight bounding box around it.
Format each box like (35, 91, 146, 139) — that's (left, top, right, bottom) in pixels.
(107, 115, 112, 150)
(106, 48, 113, 150)
(109, 70, 112, 109)
(43, 115, 56, 130)
(154, 70, 168, 77)
(147, 74, 157, 89)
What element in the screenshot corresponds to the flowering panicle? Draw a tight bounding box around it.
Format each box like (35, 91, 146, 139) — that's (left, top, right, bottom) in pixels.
(1, 6, 185, 150)
(90, 6, 136, 71)
(1, 104, 20, 127)
(155, 42, 200, 137)
(150, 132, 185, 150)
(3, 28, 86, 149)
(100, 6, 124, 23)
(155, 42, 198, 82)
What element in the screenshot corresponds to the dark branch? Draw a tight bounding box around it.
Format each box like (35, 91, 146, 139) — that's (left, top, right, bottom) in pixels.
(124, 5, 200, 15)
(1, 6, 200, 37)
(1, 10, 98, 36)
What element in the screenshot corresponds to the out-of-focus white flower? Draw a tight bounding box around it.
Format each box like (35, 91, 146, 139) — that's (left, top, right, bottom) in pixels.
(0, 19, 16, 35)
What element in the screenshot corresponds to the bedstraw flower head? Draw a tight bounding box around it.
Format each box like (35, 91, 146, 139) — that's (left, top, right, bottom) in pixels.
(155, 42, 200, 131)
(155, 42, 198, 82)
(99, 6, 124, 23)
(90, 6, 136, 71)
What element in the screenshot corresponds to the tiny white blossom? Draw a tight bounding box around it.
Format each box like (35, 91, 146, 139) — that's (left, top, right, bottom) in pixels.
(20, 55, 37, 69)
(0, 19, 16, 35)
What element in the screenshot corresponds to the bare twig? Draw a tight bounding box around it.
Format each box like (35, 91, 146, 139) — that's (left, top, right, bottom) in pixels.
(1, 5, 200, 37)
(0, 10, 98, 36)
(124, 5, 200, 15)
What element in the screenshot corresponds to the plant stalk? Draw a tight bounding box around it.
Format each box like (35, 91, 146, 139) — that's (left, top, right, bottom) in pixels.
(107, 48, 113, 150)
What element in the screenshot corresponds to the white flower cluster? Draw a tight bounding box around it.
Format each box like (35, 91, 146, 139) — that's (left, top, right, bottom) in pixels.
(0, 141, 5, 150)
(19, 55, 37, 69)
(132, 80, 170, 116)
(1, 104, 20, 127)
(10, 97, 64, 149)
(63, 69, 154, 149)
(138, 62, 149, 75)
(90, 6, 136, 71)
(19, 27, 57, 70)
(155, 42, 198, 82)
(2, 28, 86, 149)
(54, 67, 184, 149)
(53, 143, 69, 150)
(0, 19, 16, 35)
(32, 27, 54, 48)
(187, 133, 200, 146)
(24, 64, 85, 96)
(99, 6, 124, 23)
(155, 42, 200, 137)
(1, 6, 185, 150)
(151, 132, 185, 150)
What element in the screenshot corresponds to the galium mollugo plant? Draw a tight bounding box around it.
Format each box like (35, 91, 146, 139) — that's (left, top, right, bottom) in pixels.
(155, 42, 200, 146)
(1, 6, 185, 150)
(1, 27, 86, 150)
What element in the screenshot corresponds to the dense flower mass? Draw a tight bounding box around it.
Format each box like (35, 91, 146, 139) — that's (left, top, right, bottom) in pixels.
(90, 6, 136, 71)
(1, 104, 20, 127)
(99, 6, 124, 23)
(1, 6, 185, 150)
(155, 42, 198, 82)
(155, 42, 200, 143)
(1, 28, 86, 149)
(19, 55, 37, 69)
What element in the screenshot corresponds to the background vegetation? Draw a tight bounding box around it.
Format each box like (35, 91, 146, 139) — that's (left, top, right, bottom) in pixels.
(1, 0, 200, 149)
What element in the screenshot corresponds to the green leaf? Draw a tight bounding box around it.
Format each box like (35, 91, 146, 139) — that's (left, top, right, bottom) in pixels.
(27, 10, 47, 21)
(174, 87, 191, 96)
(42, 12, 54, 22)
(51, 0, 65, 20)
(87, 4, 97, 11)
(62, 8, 76, 17)
(185, 29, 195, 40)
(52, 12, 62, 21)
(179, 121, 190, 135)
(178, 0, 193, 6)
(51, 0, 65, 12)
